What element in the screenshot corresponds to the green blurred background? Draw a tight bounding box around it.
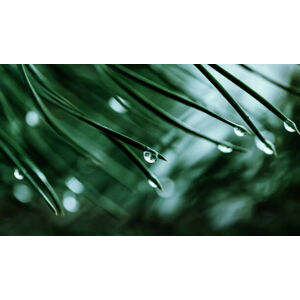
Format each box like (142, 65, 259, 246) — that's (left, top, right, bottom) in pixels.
(0, 64, 299, 235)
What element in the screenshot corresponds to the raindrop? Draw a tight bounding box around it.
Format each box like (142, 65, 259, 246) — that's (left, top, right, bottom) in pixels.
(13, 184, 32, 203)
(255, 137, 274, 155)
(108, 97, 128, 114)
(283, 119, 297, 133)
(217, 144, 233, 153)
(143, 151, 158, 164)
(148, 179, 158, 189)
(25, 111, 40, 127)
(14, 169, 24, 180)
(234, 127, 246, 137)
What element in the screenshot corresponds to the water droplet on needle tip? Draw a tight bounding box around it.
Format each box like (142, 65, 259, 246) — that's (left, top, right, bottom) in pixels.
(143, 151, 158, 164)
(148, 179, 158, 188)
(284, 119, 299, 134)
(14, 169, 24, 180)
(234, 127, 246, 137)
(217, 145, 233, 153)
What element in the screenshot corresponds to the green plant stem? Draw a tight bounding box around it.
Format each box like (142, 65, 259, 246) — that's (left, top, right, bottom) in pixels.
(24, 65, 164, 189)
(108, 64, 251, 135)
(240, 64, 300, 97)
(23, 65, 167, 162)
(21, 65, 105, 167)
(195, 64, 277, 155)
(0, 131, 62, 215)
(108, 137, 163, 191)
(104, 66, 248, 153)
(209, 65, 299, 129)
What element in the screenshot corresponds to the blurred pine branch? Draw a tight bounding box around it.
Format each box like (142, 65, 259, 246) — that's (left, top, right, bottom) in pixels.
(0, 64, 299, 235)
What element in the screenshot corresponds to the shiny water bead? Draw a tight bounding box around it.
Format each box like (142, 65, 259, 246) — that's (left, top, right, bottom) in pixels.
(143, 151, 158, 164)
(14, 169, 24, 180)
(255, 137, 274, 155)
(217, 144, 233, 153)
(234, 127, 246, 137)
(283, 120, 296, 133)
(148, 179, 158, 188)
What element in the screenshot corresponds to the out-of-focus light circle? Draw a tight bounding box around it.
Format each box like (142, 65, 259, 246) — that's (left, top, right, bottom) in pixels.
(156, 178, 175, 198)
(62, 193, 80, 213)
(25, 111, 40, 127)
(13, 184, 32, 203)
(65, 177, 84, 194)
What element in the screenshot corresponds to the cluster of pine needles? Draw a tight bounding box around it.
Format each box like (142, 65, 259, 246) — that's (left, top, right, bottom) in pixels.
(0, 64, 299, 217)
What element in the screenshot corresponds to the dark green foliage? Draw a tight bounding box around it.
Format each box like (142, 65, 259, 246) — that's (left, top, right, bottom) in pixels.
(0, 64, 299, 235)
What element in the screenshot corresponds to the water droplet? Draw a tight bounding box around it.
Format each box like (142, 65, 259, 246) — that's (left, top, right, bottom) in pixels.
(143, 151, 158, 164)
(65, 177, 84, 194)
(108, 96, 128, 114)
(283, 119, 297, 133)
(14, 169, 24, 180)
(234, 127, 246, 137)
(62, 192, 80, 213)
(13, 184, 32, 203)
(148, 179, 158, 189)
(255, 137, 274, 155)
(217, 144, 233, 153)
(25, 111, 40, 127)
